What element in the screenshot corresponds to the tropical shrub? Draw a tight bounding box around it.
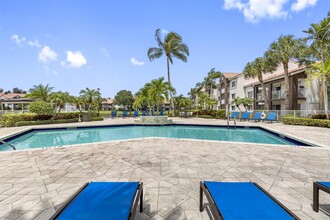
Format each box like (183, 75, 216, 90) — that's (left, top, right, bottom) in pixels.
(28, 101, 54, 115)
(311, 114, 330, 120)
(15, 118, 79, 126)
(198, 115, 215, 119)
(282, 117, 330, 127)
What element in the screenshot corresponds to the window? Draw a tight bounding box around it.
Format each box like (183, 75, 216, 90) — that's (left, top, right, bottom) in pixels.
(231, 81, 236, 88)
(231, 93, 235, 99)
(247, 91, 253, 98)
(231, 106, 235, 111)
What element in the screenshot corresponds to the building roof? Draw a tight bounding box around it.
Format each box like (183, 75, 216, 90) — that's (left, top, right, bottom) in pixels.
(0, 93, 26, 100)
(102, 98, 113, 104)
(221, 72, 241, 79)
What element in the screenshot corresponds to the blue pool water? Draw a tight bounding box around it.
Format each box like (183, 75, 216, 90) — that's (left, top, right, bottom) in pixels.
(0, 125, 307, 151)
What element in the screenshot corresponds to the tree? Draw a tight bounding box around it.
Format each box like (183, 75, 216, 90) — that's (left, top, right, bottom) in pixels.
(70, 96, 84, 113)
(197, 93, 208, 109)
(0, 88, 4, 93)
(243, 57, 277, 110)
(231, 97, 242, 111)
(304, 14, 330, 117)
(114, 90, 135, 110)
(196, 68, 221, 99)
(206, 98, 218, 110)
(28, 101, 54, 115)
(187, 87, 198, 106)
(265, 35, 308, 110)
(27, 84, 54, 102)
(240, 97, 253, 111)
(148, 77, 175, 112)
(12, 87, 26, 94)
(308, 58, 330, 118)
(79, 88, 99, 112)
(50, 91, 71, 114)
(148, 29, 189, 110)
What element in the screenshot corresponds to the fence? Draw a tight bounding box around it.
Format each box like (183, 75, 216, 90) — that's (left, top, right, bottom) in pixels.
(228, 110, 329, 121)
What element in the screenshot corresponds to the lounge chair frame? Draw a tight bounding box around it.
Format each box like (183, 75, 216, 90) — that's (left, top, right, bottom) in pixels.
(199, 181, 300, 220)
(313, 181, 330, 212)
(50, 182, 143, 220)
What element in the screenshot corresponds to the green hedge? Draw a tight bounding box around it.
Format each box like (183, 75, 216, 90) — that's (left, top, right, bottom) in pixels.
(193, 110, 226, 118)
(91, 117, 104, 121)
(198, 115, 215, 119)
(15, 118, 79, 127)
(282, 117, 330, 128)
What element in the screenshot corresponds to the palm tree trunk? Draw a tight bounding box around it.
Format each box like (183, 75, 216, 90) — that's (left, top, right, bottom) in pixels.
(258, 75, 268, 111)
(323, 77, 329, 119)
(167, 57, 174, 110)
(283, 62, 290, 110)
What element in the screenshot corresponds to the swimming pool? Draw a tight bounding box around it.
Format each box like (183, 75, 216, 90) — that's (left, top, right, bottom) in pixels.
(0, 125, 309, 151)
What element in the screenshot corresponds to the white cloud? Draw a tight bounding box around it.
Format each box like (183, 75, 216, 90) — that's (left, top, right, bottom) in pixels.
(11, 34, 26, 46)
(62, 51, 87, 68)
(130, 57, 145, 66)
(291, 0, 317, 12)
(223, 0, 316, 22)
(28, 39, 42, 48)
(38, 45, 57, 63)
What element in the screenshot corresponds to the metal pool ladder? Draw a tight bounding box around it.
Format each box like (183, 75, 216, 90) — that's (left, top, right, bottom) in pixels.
(0, 140, 16, 150)
(227, 117, 237, 129)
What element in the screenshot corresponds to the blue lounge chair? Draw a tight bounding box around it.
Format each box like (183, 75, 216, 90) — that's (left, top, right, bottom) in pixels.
(111, 111, 117, 118)
(122, 110, 128, 118)
(230, 112, 239, 120)
(252, 112, 262, 122)
(200, 181, 300, 220)
(240, 112, 250, 121)
(142, 111, 147, 116)
(159, 110, 164, 116)
(133, 111, 139, 117)
(266, 112, 277, 122)
(313, 181, 330, 212)
(50, 182, 143, 220)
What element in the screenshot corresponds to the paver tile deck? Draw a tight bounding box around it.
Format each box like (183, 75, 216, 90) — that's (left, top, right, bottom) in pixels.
(0, 118, 329, 219)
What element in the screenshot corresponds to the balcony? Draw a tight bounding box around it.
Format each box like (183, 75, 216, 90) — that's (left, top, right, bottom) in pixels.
(256, 93, 264, 101)
(221, 99, 225, 105)
(271, 91, 284, 99)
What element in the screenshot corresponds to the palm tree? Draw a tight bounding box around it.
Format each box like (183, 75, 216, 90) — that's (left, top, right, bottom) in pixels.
(265, 35, 308, 110)
(231, 97, 242, 111)
(308, 58, 330, 118)
(206, 98, 218, 110)
(187, 87, 198, 106)
(79, 88, 99, 112)
(196, 68, 221, 98)
(50, 91, 70, 115)
(197, 93, 208, 109)
(148, 29, 189, 110)
(27, 84, 54, 102)
(240, 97, 254, 111)
(71, 96, 84, 113)
(148, 77, 176, 112)
(243, 57, 277, 110)
(304, 14, 330, 116)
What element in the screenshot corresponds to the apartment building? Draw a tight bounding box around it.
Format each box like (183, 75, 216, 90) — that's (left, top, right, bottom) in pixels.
(210, 61, 323, 111)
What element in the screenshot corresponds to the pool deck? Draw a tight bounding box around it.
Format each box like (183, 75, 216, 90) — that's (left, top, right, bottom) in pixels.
(0, 118, 329, 219)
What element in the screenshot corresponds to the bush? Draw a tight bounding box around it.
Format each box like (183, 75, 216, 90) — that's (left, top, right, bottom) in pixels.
(15, 118, 79, 127)
(193, 109, 226, 119)
(91, 117, 103, 121)
(311, 114, 330, 120)
(282, 117, 330, 128)
(198, 115, 215, 119)
(28, 101, 54, 115)
(0, 113, 38, 127)
(54, 112, 80, 120)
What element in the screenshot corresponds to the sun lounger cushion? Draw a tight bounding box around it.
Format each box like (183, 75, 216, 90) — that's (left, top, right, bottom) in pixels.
(204, 182, 294, 220)
(318, 182, 330, 188)
(56, 182, 139, 220)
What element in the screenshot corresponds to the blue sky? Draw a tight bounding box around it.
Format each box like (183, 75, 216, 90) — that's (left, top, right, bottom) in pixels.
(0, 0, 328, 98)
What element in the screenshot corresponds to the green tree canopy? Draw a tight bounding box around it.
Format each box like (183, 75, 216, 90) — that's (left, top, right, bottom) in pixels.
(114, 90, 135, 109)
(27, 84, 54, 102)
(28, 101, 54, 115)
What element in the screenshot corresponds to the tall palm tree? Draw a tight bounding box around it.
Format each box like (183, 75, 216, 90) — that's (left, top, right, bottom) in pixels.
(27, 84, 54, 102)
(243, 57, 277, 110)
(148, 29, 189, 110)
(265, 35, 307, 110)
(70, 96, 84, 113)
(304, 15, 330, 116)
(231, 97, 242, 111)
(79, 88, 99, 112)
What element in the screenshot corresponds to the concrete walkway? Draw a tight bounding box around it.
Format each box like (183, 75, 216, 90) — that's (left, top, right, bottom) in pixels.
(0, 118, 329, 219)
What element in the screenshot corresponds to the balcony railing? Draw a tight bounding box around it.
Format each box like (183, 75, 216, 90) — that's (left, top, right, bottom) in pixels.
(256, 93, 264, 101)
(271, 91, 283, 99)
(298, 88, 306, 98)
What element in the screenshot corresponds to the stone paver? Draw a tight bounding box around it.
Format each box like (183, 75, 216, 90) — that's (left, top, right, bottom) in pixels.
(0, 118, 329, 219)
